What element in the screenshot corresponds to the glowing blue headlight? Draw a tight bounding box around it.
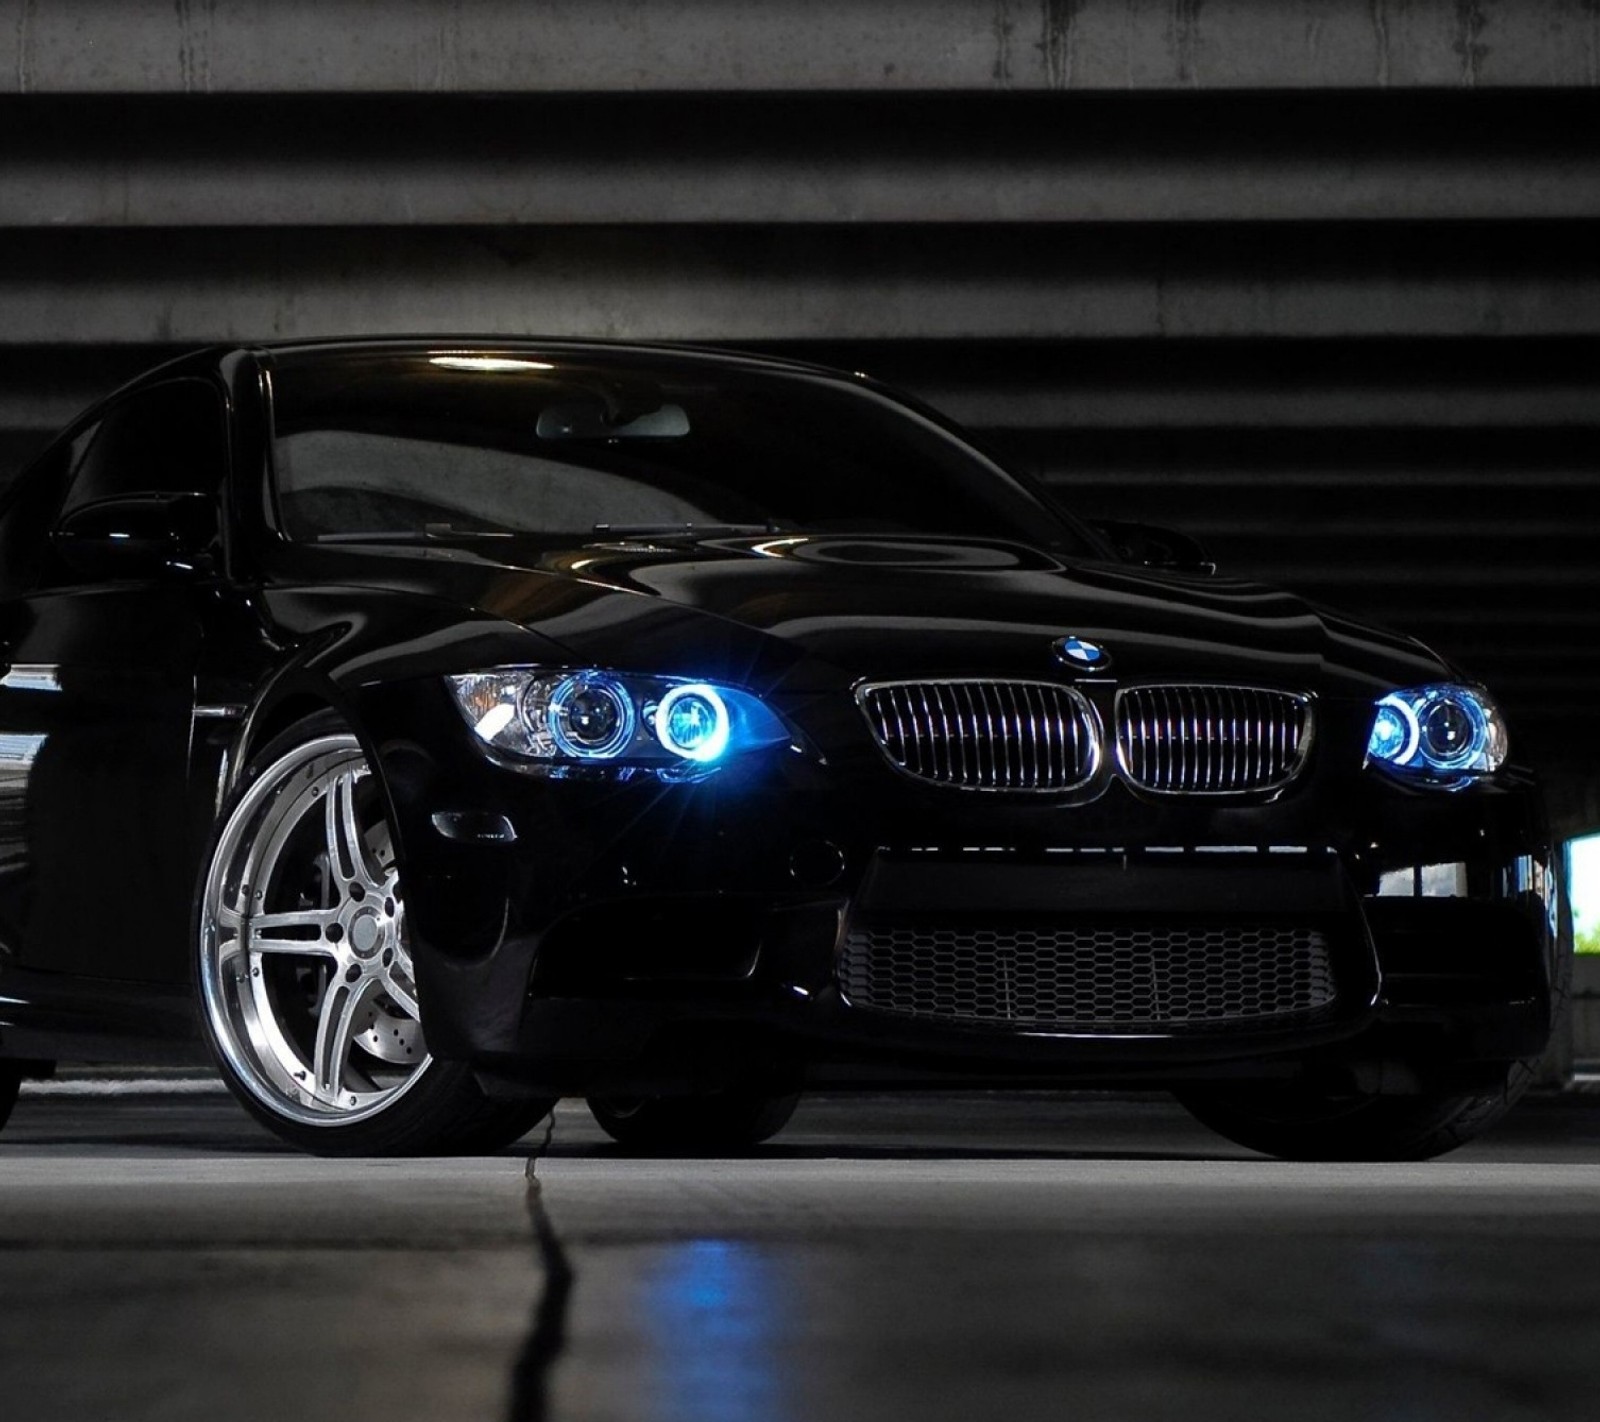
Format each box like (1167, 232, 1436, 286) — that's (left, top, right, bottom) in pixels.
(654, 684, 730, 763)
(446, 668, 793, 776)
(544, 672, 635, 760)
(1369, 696, 1420, 766)
(1366, 684, 1506, 781)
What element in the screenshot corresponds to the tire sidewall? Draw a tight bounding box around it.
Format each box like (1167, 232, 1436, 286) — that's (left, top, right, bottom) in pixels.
(191, 710, 487, 1156)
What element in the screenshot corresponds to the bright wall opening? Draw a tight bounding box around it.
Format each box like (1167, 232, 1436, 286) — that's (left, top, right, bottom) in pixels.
(1568, 833, 1600, 955)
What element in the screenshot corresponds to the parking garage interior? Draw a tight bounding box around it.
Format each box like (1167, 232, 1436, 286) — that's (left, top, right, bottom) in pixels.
(3, 3, 1600, 1418)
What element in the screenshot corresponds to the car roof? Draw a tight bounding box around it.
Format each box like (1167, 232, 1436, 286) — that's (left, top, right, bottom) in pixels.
(251, 336, 867, 385)
(64, 338, 874, 429)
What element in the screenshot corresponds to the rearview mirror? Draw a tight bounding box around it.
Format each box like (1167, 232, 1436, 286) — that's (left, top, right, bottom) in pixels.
(53, 492, 218, 580)
(535, 400, 690, 440)
(1090, 519, 1217, 577)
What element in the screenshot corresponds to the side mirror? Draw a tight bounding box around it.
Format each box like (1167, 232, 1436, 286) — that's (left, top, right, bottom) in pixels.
(1090, 519, 1217, 577)
(53, 492, 218, 580)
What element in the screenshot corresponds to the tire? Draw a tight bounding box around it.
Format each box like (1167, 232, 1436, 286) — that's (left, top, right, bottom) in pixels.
(588, 1088, 800, 1151)
(1175, 1064, 1533, 1162)
(1181, 879, 1570, 1162)
(451, 1094, 560, 1154)
(0, 1061, 21, 1136)
(195, 711, 553, 1156)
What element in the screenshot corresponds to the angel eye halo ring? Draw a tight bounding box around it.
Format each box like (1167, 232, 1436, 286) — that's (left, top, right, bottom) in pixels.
(1365, 683, 1506, 782)
(544, 672, 635, 760)
(654, 683, 730, 763)
(446, 667, 789, 773)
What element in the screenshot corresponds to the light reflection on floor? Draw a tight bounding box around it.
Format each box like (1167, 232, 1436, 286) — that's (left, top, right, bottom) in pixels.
(638, 1239, 792, 1422)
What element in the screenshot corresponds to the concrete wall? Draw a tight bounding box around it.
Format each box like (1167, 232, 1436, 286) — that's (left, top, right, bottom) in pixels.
(6, 2, 1600, 92)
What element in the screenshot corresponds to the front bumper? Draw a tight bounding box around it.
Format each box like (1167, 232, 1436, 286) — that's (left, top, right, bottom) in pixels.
(355, 680, 1559, 1096)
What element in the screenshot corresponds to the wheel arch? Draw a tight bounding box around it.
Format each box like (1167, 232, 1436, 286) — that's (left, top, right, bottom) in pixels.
(242, 691, 341, 764)
(224, 583, 571, 820)
(224, 674, 405, 867)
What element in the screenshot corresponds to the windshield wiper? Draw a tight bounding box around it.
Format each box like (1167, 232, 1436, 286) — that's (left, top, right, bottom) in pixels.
(591, 522, 782, 539)
(316, 524, 517, 544)
(315, 522, 783, 545)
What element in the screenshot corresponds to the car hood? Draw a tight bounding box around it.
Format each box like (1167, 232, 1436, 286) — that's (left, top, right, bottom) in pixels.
(293, 534, 1449, 700)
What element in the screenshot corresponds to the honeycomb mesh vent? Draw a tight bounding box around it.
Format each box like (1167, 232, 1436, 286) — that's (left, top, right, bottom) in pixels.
(837, 919, 1337, 1031)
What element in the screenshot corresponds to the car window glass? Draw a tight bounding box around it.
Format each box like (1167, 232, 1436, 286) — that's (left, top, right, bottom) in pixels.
(268, 353, 1097, 554)
(0, 429, 87, 599)
(276, 429, 716, 537)
(62, 379, 227, 516)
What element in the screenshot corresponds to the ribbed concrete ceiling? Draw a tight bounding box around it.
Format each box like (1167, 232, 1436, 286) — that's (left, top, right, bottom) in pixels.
(6, 1, 1600, 92)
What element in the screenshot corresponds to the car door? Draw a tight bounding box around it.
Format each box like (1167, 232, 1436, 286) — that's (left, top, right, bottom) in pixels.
(0, 377, 228, 986)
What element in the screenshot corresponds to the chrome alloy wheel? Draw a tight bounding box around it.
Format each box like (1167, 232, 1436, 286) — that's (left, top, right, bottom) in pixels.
(199, 733, 429, 1128)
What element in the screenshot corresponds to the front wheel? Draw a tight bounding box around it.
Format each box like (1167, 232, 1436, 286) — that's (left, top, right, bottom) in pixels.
(588, 1088, 801, 1151)
(1175, 1062, 1532, 1162)
(196, 714, 552, 1156)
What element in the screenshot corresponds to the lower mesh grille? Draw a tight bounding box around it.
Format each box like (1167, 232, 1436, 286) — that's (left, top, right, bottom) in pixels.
(837, 919, 1337, 1031)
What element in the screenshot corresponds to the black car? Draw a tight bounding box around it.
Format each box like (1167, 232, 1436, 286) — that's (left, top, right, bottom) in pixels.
(0, 339, 1561, 1159)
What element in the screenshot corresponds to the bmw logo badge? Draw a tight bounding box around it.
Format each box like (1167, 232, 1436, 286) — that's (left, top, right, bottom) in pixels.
(1054, 636, 1111, 672)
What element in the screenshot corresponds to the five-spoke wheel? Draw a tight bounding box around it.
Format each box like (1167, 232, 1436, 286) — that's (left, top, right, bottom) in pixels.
(197, 715, 551, 1155)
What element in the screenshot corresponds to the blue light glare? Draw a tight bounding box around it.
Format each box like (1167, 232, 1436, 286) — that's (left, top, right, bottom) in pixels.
(546, 672, 636, 760)
(448, 667, 793, 773)
(655, 683, 731, 763)
(666, 1239, 739, 1309)
(1366, 683, 1506, 780)
(642, 1240, 787, 1422)
(1368, 696, 1419, 765)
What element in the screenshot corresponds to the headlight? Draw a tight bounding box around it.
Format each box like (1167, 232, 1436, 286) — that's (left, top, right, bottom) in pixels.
(654, 683, 732, 763)
(1365, 683, 1507, 781)
(446, 668, 791, 776)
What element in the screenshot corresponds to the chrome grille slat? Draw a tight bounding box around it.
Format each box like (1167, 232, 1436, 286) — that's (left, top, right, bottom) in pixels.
(952, 685, 972, 784)
(918, 684, 946, 782)
(858, 680, 1098, 792)
(976, 684, 999, 787)
(888, 686, 911, 774)
(998, 682, 1018, 788)
(1007, 683, 1027, 788)
(860, 679, 1309, 795)
(1163, 686, 1177, 789)
(1018, 684, 1041, 789)
(1116, 684, 1311, 795)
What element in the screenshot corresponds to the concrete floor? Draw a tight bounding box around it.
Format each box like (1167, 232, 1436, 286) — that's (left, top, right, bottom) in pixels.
(3, 1086, 1600, 1421)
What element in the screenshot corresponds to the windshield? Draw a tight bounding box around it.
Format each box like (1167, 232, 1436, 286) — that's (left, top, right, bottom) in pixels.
(266, 348, 1096, 554)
